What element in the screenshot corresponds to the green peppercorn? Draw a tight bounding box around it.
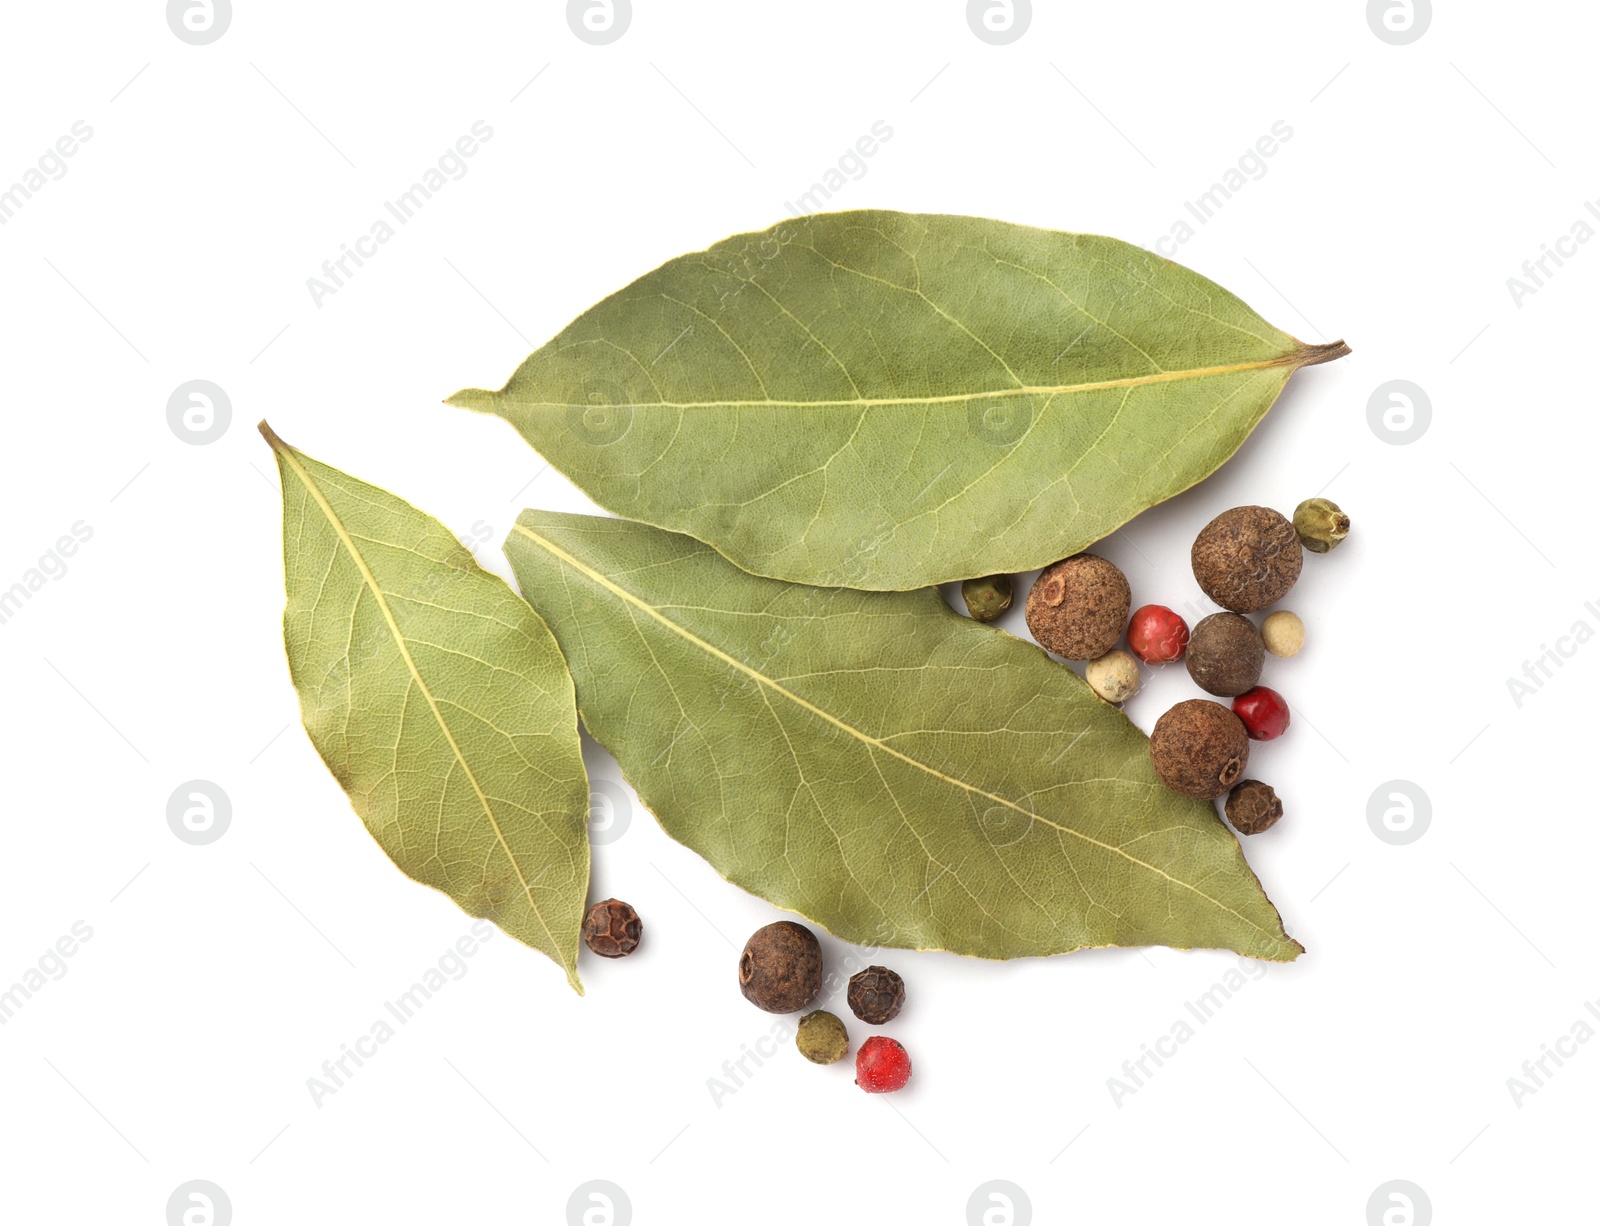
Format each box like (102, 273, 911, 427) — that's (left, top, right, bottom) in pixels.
(795, 1010, 850, 1064)
(1292, 498, 1350, 554)
(961, 574, 1014, 622)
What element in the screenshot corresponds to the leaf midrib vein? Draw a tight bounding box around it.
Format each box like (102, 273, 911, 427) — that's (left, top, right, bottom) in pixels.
(512, 522, 1280, 942)
(503, 351, 1309, 413)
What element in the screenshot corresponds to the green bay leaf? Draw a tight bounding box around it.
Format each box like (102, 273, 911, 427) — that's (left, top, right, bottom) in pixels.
(262, 424, 590, 992)
(453, 210, 1348, 590)
(504, 510, 1301, 963)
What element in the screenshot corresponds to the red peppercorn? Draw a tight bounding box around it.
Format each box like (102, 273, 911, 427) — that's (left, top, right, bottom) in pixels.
(1232, 686, 1290, 741)
(1127, 605, 1190, 664)
(855, 1036, 912, 1093)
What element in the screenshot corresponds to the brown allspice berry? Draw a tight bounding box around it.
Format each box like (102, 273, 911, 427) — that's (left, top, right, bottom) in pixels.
(1150, 699, 1250, 800)
(1186, 612, 1264, 697)
(1225, 780, 1284, 835)
(1191, 506, 1303, 612)
(738, 921, 822, 1013)
(847, 965, 905, 1025)
(1025, 554, 1131, 660)
(582, 898, 642, 958)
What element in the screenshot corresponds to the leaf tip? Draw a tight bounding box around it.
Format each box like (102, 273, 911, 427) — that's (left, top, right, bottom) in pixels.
(566, 966, 585, 996)
(445, 387, 498, 413)
(257, 419, 288, 451)
(1295, 339, 1352, 368)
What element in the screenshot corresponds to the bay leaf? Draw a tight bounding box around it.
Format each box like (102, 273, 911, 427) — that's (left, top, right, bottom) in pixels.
(261, 424, 591, 992)
(452, 211, 1348, 591)
(504, 510, 1302, 963)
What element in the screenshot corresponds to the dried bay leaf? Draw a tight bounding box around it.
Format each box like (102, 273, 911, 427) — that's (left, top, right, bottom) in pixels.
(453, 210, 1348, 591)
(504, 510, 1302, 963)
(261, 424, 590, 992)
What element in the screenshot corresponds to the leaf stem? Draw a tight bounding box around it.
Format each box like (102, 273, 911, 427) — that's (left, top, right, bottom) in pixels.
(1295, 339, 1353, 367)
(258, 418, 289, 451)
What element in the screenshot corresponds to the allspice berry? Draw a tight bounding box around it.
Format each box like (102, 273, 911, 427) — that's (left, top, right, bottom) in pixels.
(1025, 554, 1131, 660)
(1261, 610, 1305, 658)
(962, 574, 1013, 623)
(847, 965, 905, 1025)
(1191, 506, 1303, 612)
(582, 898, 642, 958)
(1293, 497, 1350, 554)
(1186, 612, 1264, 697)
(1085, 650, 1141, 704)
(1150, 699, 1250, 800)
(738, 921, 822, 1013)
(795, 1010, 850, 1065)
(1225, 780, 1284, 835)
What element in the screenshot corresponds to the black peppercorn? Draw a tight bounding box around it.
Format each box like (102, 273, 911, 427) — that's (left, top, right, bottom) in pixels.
(847, 965, 905, 1025)
(1225, 780, 1283, 835)
(738, 921, 822, 1013)
(582, 898, 642, 958)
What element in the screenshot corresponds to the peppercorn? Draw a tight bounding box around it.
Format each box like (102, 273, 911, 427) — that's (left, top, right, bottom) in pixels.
(1292, 497, 1350, 554)
(855, 1035, 912, 1093)
(1191, 506, 1303, 612)
(1127, 604, 1190, 664)
(738, 921, 822, 1013)
(1261, 610, 1305, 658)
(1232, 686, 1290, 741)
(581, 898, 641, 958)
(847, 965, 906, 1024)
(795, 1010, 850, 1064)
(1025, 554, 1131, 660)
(1150, 699, 1250, 800)
(961, 574, 1014, 623)
(1085, 650, 1141, 704)
(1225, 780, 1283, 835)
(1186, 613, 1264, 697)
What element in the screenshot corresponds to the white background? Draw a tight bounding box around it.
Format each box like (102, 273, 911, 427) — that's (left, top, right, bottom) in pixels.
(1, 2, 1592, 1223)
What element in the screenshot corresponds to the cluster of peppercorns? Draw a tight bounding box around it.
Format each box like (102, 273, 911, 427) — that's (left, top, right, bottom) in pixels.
(964, 497, 1349, 836)
(738, 920, 913, 1093)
